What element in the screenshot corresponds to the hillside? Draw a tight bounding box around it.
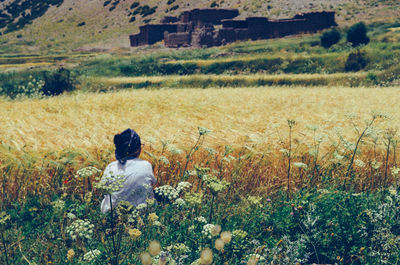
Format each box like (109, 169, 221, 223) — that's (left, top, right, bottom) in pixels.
(0, 0, 399, 52)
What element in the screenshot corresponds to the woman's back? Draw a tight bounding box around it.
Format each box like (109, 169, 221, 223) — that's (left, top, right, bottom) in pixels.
(100, 158, 156, 213)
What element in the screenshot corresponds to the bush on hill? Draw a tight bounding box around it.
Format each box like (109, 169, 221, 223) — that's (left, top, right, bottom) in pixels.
(320, 28, 341, 48)
(347, 22, 370, 47)
(345, 50, 368, 72)
(42, 67, 76, 96)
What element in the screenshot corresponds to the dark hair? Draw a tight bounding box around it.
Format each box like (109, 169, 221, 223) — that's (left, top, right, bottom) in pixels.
(114, 128, 141, 164)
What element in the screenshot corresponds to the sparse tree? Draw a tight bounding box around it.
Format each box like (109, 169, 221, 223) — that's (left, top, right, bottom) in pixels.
(347, 22, 370, 47)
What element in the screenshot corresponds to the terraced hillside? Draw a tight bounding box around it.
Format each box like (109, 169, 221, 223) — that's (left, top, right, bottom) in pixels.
(0, 0, 399, 51)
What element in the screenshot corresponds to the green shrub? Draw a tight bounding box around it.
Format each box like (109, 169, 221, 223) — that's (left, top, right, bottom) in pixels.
(210, 1, 219, 8)
(130, 2, 139, 9)
(347, 22, 370, 47)
(42, 68, 76, 96)
(0, 71, 45, 99)
(345, 50, 368, 72)
(320, 28, 341, 48)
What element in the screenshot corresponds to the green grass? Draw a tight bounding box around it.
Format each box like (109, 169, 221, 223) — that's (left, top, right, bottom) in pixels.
(1, 22, 400, 98)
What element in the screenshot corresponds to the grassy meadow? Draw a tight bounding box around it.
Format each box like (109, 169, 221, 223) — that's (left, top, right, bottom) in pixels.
(1, 22, 400, 265)
(1, 86, 400, 265)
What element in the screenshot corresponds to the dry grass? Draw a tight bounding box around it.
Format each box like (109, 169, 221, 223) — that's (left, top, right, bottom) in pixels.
(1, 86, 400, 153)
(101, 72, 367, 85)
(0, 62, 53, 69)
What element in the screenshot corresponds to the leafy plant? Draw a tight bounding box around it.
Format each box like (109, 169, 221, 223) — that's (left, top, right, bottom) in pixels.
(320, 28, 341, 48)
(347, 22, 370, 47)
(345, 50, 368, 72)
(42, 67, 76, 96)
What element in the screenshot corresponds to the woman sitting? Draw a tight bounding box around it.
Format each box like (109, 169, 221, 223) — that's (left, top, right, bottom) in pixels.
(100, 128, 156, 213)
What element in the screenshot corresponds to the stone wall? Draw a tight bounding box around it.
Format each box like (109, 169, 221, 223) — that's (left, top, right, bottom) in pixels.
(130, 8, 337, 48)
(191, 25, 216, 48)
(130, 24, 178, 47)
(164, 32, 191, 47)
(181, 8, 239, 25)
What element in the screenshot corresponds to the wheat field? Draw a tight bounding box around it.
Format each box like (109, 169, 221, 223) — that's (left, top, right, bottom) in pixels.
(1, 86, 399, 152)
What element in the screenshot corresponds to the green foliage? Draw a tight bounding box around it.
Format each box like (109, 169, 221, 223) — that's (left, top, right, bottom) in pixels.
(1, 176, 399, 264)
(130, 2, 139, 9)
(347, 22, 370, 47)
(345, 50, 368, 72)
(42, 67, 76, 96)
(320, 28, 341, 48)
(0, 71, 45, 99)
(210, 1, 219, 8)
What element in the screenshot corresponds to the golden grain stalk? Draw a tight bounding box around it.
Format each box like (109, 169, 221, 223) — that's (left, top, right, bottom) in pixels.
(1, 86, 399, 151)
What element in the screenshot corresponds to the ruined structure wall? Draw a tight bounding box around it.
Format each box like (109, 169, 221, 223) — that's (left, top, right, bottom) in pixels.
(181, 8, 239, 25)
(268, 19, 309, 37)
(130, 33, 148, 47)
(131, 9, 337, 48)
(246, 17, 270, 40)
(222, 20, 248, 29)
(130, 24, 178, 46)
(145, 24, 178, 45)
(164, 32, 191, 47)
(191, 27, 215, 48)
(294, 12, 336, 30)
(160, 16, 179, 24)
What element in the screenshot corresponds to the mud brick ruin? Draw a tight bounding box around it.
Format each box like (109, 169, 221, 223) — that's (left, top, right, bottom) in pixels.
(129, 8, 337, 48)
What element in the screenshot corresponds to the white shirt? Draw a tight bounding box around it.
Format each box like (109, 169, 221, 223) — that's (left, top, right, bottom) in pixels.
(100, 158, 156, 213)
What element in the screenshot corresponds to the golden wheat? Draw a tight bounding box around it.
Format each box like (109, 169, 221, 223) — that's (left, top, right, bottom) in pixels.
(1, 86, 399, 152)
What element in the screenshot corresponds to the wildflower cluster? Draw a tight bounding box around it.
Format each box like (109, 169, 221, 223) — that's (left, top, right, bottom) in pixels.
(152, 251, 177, 265)
(246, 196, 263, 208)
(203, 175, 230, 194)
(293, 162, 308, 170)
(246, 253, 266, 264)
(198, 126, 211, 136)
(173, 198, 186, 208)
(83, 249, 101, 262)
(155, 185, 179, 201)
(94, 173, 127, 193)
(148, 213, 159, 223)
(52, 199, 65, 210)
(202, 224, 221, 239)
(184, 192, 203, 206)
(116, 200, 134, 217)
(167, 243, 190, 256)
(155, 181, 192, 203)
(202, 224, 216, 238)
(0, 211, 10, 225)
(75, 166, 101, 179)
(66, 249, 75, 261)
(128, 228, 141, 239)
(176, 181, 192, 194)
(66, 219, 94, 241)
(232, 229, 248, 240)
(167, 144, 183, 155)
(137, 203, 147, 210)
(195, 216, 207, 223)
(12, 75, 45, 99)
